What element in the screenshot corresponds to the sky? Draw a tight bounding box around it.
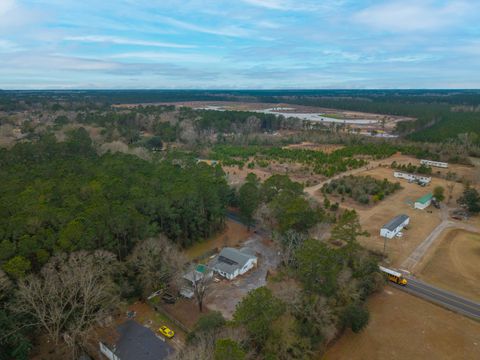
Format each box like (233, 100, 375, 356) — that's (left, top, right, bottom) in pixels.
(0, 0, 480, 89)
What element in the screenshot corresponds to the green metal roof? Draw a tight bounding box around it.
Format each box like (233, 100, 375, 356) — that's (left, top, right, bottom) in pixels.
(196, 264, 207, 273)
(416, 193, 433, 204)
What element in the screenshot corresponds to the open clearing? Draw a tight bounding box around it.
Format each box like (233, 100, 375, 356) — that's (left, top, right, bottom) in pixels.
(416, 229, 480, 302)
(319, 157, 466, 267)
(324, 287, 480, 360)
(223, 158, 325, 187)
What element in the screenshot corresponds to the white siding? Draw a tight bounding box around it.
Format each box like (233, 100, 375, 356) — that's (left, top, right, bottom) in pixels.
(99, 342, 120, 360)
(380, 218, 410, 239)
(420, 159, 448, 168)
(414, 199, 431, 210)
(393, 171, 431, 184)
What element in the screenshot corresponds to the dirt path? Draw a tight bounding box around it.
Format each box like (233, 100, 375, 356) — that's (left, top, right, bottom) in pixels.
(401, 205, 480, 272)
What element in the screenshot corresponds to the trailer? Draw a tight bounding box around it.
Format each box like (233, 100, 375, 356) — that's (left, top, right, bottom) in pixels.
(379, 265, 408, 286)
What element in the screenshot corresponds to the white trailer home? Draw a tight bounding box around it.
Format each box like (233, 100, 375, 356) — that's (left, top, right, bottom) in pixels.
(420, 159, 448, 168)
(393, 171, 431, 185)
(380, 214, 410, 239)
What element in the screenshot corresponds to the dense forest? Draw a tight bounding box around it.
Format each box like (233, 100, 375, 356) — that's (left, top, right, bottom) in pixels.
(0, 129, 229, 277)
(2, 89, 479, 144)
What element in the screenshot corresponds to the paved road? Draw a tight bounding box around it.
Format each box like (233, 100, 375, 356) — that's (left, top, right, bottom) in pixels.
(393, 277, 480, 321)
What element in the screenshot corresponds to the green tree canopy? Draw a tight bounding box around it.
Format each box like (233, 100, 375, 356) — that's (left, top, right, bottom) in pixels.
(234, 287, 285, 349)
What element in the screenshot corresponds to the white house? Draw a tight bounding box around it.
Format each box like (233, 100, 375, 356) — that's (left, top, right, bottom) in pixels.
(380, 214, 410, 239)
(414, 193, 433, 210)
(212, 247, 257, 280)
(393, 171, 431, 185)
(420, 159, 448, 168)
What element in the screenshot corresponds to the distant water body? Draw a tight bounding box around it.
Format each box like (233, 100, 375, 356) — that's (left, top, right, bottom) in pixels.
(196, 106, 379, 125)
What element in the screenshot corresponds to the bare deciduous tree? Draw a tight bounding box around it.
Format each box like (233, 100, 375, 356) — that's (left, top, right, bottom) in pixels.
(275, 230, 307, 267)
(14, 251, 119, 357)
(128, 236, 186, 298)
(192, 267, 213, 313)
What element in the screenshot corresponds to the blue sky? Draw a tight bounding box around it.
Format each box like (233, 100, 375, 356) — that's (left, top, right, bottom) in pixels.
(1, 0, 479, 89)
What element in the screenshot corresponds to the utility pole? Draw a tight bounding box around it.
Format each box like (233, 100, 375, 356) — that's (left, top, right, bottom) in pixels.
(383, 236, 388, 259)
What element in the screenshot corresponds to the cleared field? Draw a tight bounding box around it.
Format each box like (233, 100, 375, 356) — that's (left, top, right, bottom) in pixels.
(324, 287, 480, 360)
(416, 229, 480, 302)
(335, 164, 465, 267)
(223, 158, 324, 187)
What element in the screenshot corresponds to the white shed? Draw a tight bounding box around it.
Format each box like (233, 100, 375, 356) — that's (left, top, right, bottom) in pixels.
(380, 214, 410, 239)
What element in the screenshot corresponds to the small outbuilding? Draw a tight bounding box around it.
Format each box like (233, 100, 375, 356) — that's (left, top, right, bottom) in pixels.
(380, 214, 410, 239)
(212, 247, 257, 280)
(414, 193, 433, 210)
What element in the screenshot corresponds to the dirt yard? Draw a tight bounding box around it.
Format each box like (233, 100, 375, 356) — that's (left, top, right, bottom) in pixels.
(185, 219, 251, 260)
(324, 287, 480, 360)
(205, 236, 280, 319)
(416, 229, 480, 301)
(333, 165, 465, 267)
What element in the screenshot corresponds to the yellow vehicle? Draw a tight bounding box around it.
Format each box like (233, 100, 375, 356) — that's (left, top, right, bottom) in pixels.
(379, 266, 407, 286)
(159, 325, 175, 338)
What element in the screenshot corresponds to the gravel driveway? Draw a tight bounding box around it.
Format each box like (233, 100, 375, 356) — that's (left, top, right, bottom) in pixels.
(205, 235, 280, 319)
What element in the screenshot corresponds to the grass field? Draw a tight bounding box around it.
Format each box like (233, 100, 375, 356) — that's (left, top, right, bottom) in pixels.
(339, 165, 450, 267)
(416, 229, 480, 301)
(323, 287, 480, 360)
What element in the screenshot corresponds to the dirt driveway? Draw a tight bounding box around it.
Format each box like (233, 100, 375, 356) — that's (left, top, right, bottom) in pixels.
(205, 235, 280, 319)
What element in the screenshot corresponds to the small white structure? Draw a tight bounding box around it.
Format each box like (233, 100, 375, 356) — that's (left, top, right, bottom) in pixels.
(393, 171, 431, 185)
(420, 159, 448, 168)
(100, 342, 120, 360)
(380, 214, 410, 239)
(414, 193, 433, 210)
(212, 247, 257, 280)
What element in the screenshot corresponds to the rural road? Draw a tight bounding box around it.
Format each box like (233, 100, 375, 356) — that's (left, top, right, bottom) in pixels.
(395, 278, 480, 321)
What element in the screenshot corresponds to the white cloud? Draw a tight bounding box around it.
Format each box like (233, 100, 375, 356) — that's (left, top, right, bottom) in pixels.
(354, 1, 472, 32)
(64, 35, 196, 48)
(109, 51, 220, 63)
(156, 16, 252, 37)
(241, 0, 292, 10)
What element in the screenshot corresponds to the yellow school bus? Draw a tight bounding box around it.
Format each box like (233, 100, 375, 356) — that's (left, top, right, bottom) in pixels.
(379, 265, 407, 286)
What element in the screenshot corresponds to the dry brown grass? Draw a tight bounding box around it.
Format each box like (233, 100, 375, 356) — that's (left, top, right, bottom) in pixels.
(323, 287, 480, 360)
(416, 229, 480, 301)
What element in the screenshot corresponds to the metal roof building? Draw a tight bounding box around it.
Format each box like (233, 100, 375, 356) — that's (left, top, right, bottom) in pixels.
(212, 247, 257, 280)
(380, 214, 410, 239)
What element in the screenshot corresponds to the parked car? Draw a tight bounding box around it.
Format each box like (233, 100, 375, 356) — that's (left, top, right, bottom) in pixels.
(158, 325, 175, 338)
